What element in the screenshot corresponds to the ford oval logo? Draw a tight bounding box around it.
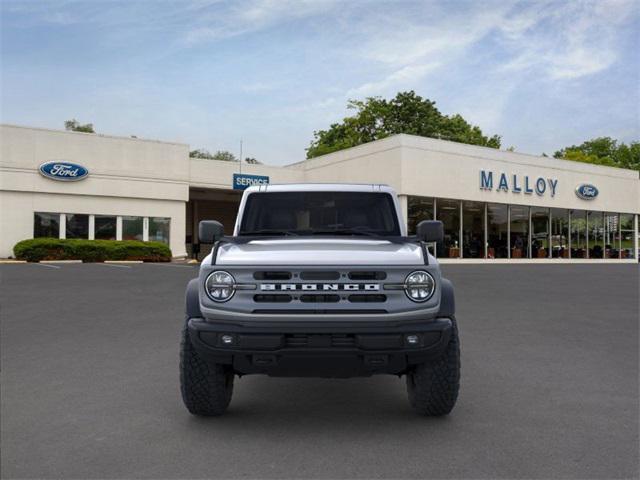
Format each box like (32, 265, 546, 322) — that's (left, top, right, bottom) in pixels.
(575, 184, 598, 200)
(39, 161, 89, 182)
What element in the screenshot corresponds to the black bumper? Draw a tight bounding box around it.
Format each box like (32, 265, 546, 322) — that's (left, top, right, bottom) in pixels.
(187, 317, 453, 378)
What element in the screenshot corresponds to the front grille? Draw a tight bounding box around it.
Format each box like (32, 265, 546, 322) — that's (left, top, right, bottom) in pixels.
(245, 268, 406, 313)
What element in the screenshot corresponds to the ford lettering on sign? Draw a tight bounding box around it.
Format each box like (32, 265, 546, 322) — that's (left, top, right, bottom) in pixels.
(575, 184, 598, 200)
(39, 161, 89, 182)
(233, 173, 269, 190)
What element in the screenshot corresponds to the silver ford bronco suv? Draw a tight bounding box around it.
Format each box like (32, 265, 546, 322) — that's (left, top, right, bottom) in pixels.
(180, 184, 460, 416)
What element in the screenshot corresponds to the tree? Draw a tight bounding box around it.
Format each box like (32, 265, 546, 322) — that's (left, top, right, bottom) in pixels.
(189, 149, 238, 162)
(306, 91, 501, 158)
(212, 150, 237, 162)
(554, 137, 640, 172)
(244, 157, 261, 164)
(64, 119, 94, 133)
(189, 149, 215, 159)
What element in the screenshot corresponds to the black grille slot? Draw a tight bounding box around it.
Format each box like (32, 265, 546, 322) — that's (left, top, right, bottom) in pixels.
(300, 294, 340, 303)
(285, 335, 308, 347)
(253, 271, 291, 280)
(348, 271, 387, 280)
(331, 334, 356, 347)
(348, 294, 387, 303)
(284, 334, 356, 348)
(300, 271, 340, 280)
(254, 294, 292, 303)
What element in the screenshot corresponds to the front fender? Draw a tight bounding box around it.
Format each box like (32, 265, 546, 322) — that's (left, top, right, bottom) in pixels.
(438, 278, 455, 317)
(185, 278, 202, 318)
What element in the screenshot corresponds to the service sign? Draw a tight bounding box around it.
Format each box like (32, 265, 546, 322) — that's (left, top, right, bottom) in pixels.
(233, 173, 269, 190)
(575, 184, 598, 200)
(39, 161, 89, 182)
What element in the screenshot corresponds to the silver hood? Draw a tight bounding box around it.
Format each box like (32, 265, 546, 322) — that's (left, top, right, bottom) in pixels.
(212, 238, 425, 266)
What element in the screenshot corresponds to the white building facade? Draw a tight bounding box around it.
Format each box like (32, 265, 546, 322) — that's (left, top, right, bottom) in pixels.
(1, 124, 638, 262)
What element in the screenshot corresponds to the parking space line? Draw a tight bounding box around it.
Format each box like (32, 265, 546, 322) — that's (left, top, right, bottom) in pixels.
(35, 263, 61, 269)
(147, 263, 197, 268)
(96, 263, 132, 269)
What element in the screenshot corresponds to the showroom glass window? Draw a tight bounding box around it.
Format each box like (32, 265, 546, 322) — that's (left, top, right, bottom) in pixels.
(407, 196, 434, 235)
(65, 214, 89, 239)
(603, 213, 619, 258)
(571, 210, 587, 258)
(487, 203, 508, 259)
(531, 207, 550, 258)
(551, 209, 570, 258)
(34, 212, 59, 238)
(149, 217, 170, 244)
(95, 215, 117, 240)
(122, 216, 143, 241)
(588, 211, 604, 258)
(620, 214, 635, 259)
(462, 201, 485, 258)
(436, 199, 460, 258)
(510, 205, 529, 259)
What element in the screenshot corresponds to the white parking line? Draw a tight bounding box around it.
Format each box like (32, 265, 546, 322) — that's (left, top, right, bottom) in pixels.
(95, 263, 132, 269)
(147, 263, 196, 268)
(35, 263, 61, 269)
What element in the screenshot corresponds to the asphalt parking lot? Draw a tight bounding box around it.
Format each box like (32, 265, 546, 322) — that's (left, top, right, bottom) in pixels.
(1, 263, 638, 479)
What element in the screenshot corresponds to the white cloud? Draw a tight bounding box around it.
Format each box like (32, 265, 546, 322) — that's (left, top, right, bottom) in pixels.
(499, 0, 637, 79)
(347, 63, 440, 97)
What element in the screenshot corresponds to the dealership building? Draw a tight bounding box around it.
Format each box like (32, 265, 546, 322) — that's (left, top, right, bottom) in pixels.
(1, 123, 638, 262)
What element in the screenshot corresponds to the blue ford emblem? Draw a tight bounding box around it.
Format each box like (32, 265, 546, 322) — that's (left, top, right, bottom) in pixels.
(39, 161, 89, 182)
(575, 184, 598, 200)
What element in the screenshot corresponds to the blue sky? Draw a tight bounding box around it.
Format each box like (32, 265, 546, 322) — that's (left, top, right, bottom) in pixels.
(2, 0, 639, 165)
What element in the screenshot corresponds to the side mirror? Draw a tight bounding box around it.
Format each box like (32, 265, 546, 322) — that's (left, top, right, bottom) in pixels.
(416, 220, 443, 244)
(199, 220, 225, 244)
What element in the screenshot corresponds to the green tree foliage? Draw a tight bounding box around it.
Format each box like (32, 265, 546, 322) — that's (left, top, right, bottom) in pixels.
(189, 149, 238, 162)
(306, 91, 501, 158)
(64, 119, 95, 133)
(554, 137, 640, 171)
(244, 157, 261, 164)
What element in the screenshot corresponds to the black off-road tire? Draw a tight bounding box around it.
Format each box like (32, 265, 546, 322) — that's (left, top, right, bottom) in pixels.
(406, 317, 460, 416)
(180, 319, 234, 416)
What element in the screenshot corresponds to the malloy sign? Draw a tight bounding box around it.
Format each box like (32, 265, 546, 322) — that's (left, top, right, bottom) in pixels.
(480, 170, 558, 197)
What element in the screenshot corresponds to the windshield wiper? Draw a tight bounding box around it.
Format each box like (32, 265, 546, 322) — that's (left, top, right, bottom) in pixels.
(240, 229, 299, 236)
(309, 228, 382, 238)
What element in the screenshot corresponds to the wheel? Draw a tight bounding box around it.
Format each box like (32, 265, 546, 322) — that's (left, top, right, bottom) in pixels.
(180, 318, 234, 416)
(406, 317, 460, 416)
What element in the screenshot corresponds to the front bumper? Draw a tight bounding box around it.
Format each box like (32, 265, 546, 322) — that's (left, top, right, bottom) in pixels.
(187, 317, 452, 378)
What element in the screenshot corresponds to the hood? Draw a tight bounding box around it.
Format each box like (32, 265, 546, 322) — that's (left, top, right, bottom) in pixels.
(215, 238, 425, 266)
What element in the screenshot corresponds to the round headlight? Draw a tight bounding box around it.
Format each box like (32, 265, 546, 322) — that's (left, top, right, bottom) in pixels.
(404, 270, 435, 302)
(205, 271, 236, 302)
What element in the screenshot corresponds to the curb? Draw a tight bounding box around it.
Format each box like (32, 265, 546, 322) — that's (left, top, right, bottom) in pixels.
(104, 260, 144, 264)
(0, 259, 27, 264)
(40, 260, 83, 264)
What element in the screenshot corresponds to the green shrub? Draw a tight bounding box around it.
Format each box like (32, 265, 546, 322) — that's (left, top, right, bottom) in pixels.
(13, 238, 172, 262)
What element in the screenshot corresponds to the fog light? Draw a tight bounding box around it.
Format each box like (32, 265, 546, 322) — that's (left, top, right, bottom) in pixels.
(406, 334, 420, 345)
(221, 334, 234, 345)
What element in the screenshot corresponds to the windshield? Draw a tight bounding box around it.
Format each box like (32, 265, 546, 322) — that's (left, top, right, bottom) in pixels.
(238, 191, 401, 236)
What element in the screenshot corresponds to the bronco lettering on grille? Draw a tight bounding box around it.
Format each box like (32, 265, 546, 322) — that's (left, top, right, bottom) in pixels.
(260, 283, 379, 291)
